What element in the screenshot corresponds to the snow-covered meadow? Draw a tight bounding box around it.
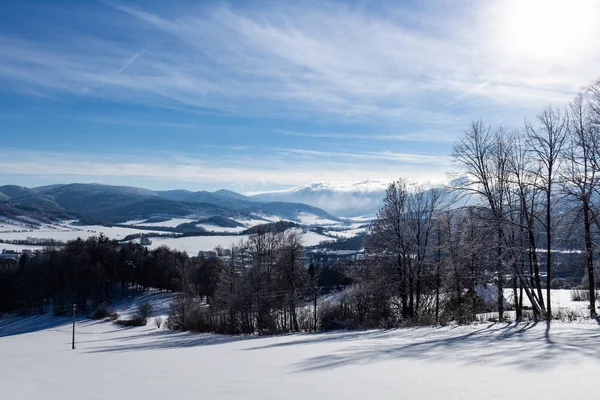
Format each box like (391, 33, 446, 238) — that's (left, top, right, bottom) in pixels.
(1, 304, 599, 400)
(0, 217, 336, 255)
(0, 219, 163, 241)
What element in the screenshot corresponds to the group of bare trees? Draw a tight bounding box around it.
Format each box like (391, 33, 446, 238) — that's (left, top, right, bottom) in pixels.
(167, 227, 311, 334)
(454, 80, 600, 320)
(350, 79, 600, 326)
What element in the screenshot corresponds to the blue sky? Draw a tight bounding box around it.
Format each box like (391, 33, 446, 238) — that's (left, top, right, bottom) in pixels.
(1, 0, 599, 192)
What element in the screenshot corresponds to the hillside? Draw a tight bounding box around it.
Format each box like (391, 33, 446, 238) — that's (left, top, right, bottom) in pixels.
(0, 183, 342, 225)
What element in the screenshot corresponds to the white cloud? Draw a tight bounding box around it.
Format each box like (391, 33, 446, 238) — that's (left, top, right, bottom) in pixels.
(1, 1, 598, 124)
(0, 148, 451, 189)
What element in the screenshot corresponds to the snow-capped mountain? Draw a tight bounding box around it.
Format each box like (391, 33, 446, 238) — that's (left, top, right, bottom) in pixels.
(247, 178, 460, 217)
(249, 180, 391, 217)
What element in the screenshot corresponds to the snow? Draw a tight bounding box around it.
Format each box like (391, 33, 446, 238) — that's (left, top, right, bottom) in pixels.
(121, 219, 148, 225)
(2, 309, 600, 399)
(325, 227, 366, 238)
(248, 213, 283, 223)
(127, 218, 197, 228)
(110, 290, 173, 321)
(505, 288, 594, 317)
(141, 229, 331, 254)
(0, 243, 45, 252)
(232, 217, 271, 227)
(196, 223, 247, 233)
(0, 225, 161, 241)
(289, 228, 332, 246)
(247, 179, 391, 195)
(295, 212, 339, 226)
(0, 221, 163, 242)
(147, 235, 248, 254)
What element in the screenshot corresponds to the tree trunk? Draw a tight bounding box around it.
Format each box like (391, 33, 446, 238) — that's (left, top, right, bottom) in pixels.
(497, 224, 504, 321)
(546, 190, 552, 319)
(583, 202, 597, 317)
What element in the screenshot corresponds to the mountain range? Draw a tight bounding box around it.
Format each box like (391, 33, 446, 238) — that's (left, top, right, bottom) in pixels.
(249, 180, 390, 217)
(0, 183, 343, 225)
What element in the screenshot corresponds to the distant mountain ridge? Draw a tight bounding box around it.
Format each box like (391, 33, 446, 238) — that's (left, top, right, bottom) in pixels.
(249, 180, 391, 217)
(0, 183, 341, 225)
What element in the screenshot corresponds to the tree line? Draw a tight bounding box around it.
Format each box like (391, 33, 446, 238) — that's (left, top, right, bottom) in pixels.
(0, 228, 349, 334)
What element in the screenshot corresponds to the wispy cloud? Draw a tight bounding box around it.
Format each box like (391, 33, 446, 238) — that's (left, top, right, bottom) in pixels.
(1, 1, 597, 124)
(274, 148, 448, 165)
(2, 0, 600, 190)
(277, 129, 457, 143)
(0, 148, 451, 189)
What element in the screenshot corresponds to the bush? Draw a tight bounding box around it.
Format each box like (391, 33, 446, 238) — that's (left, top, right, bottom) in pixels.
(154, 316, 163, 329)
(554, 308, 581, 321)
(570, 289, 600, 302)
(136, 302, 153, 325)
(551, 278, 573, 289)
(92, 305, 112, 320)
(570, 289, 587, 301)
(114, 316, 145, 327)
(319, 301, 351, 331)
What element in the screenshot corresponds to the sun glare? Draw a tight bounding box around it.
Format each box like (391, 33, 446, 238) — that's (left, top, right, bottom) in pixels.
(496, 0, 599, 62)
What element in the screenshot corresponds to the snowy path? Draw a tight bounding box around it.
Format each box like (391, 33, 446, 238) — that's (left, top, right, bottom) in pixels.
(1, 318, 599, 399)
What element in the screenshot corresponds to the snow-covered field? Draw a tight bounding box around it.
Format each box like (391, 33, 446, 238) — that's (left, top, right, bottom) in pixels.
(123, 218, 197, 227)
(147, 235, 249, 254)
(325, 227, 366, 238)
(196, 223, 248, 233)
(0, 220, 162, 241)
(0, 216, 333, 255)
(295, 212, 339, 226)
(1, 308, 599, 399)
(289, 228, 331, 246)
(146, 229, 332, 254)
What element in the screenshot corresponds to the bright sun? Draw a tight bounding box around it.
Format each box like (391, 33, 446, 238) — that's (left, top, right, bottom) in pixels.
(496, 0, 599, 62)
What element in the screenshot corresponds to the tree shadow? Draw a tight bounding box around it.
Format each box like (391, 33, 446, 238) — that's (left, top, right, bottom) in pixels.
(83, 327, 262, 354)
(290, 322, 600, 373)
(0, 314, 73, 337)
(243, 328, 428, 351)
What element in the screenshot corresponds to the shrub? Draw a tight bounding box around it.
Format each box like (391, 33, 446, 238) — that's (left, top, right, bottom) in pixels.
(319, 301, 351, 330)
(551, 278, 573, 289)
(136, 302, 153, 325)
(92, 305, 112, 320)
(570, 289, 586, 301)
(570, 289, 600, 302)
(554, 308, 581, 322)
(114, 316, 145, 327)
(154, 316, 163, 329)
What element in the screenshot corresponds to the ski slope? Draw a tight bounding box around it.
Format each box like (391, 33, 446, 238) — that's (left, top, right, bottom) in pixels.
(1, 311, 599, 400)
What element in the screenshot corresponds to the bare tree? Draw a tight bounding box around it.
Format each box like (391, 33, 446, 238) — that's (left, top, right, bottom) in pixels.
(278, 230, 306, 332)
(506, 132, 547, 319)
(452, 121, 511, 320)
(368, 179, 441, 321)
(404, 186, 442, 316)
(369, 180, 411, 318)
(526, 106, 568, 318)
(562, 90, 600, 317)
